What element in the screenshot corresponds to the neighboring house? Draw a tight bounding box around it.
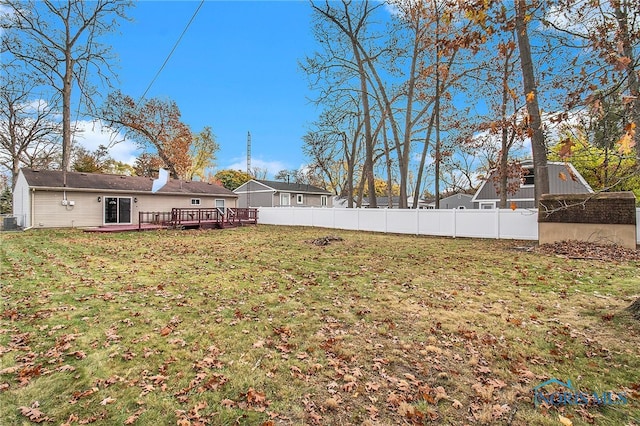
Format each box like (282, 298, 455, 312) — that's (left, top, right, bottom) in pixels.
(334, 196, 428, 209)
(434, 193, 474, 209)
(363, 196, 429, 209)
(472, 161, 593, 209)
(333, 196, 352, 208)
(12, 168, 237, 229)
(234, 179, 333, 208)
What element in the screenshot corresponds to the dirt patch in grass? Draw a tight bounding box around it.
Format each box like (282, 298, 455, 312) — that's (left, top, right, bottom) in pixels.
(1, 226, 639, 425)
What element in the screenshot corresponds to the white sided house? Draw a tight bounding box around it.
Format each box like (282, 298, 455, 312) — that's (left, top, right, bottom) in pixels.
(13, 169, 237, 229)
(234, 179, 333, 208)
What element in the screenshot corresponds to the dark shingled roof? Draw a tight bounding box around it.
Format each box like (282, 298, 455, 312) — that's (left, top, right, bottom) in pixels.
(255, 179, 331, 194)
(21, 169, 237, 197)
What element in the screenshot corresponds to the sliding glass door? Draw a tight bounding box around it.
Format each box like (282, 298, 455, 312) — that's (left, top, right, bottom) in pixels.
(104, 197, 131, 224)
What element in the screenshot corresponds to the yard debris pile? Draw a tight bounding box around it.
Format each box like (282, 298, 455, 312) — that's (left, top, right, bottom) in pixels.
(536, 240, 640, 262)
(309, 235, 344, 246)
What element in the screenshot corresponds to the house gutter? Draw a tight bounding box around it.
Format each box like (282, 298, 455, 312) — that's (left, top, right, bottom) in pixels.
(28, 186, 237, 198)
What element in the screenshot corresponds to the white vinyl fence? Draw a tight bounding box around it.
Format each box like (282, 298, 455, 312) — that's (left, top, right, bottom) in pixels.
(258, 207, 640, 243)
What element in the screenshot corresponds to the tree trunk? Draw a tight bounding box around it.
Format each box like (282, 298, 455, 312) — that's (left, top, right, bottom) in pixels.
(352, 42, 376, 208)
(62, 54, 74, 173)
(433, 8, 441, 209)
(515, 0, 549, 204)
(498, 44, 512, 209)
(413, 112, 435, 208)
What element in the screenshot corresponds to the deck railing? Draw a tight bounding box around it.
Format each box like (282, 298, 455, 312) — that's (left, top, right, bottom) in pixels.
(138, 211, 173, 230)
(228, 207, 258, 224)
(139, 208, 258, 229)
(170, 208, 223, 227)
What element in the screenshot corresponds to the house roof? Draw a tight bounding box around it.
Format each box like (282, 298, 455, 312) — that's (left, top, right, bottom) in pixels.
(440, 193, 473, 202)
(472, 162, 592, 202)
(251, 179, 331, 194)
(362, 196, 426, 205)
(20, 169, 237, 197)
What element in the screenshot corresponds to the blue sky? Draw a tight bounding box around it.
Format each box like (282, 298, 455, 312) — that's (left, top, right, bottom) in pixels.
(80, 1, 321, 177)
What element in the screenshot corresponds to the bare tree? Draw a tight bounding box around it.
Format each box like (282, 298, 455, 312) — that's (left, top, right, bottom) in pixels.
(1, 0, 133, 172)
(309, 0, 381, 208)
(0, 66, 61, 189)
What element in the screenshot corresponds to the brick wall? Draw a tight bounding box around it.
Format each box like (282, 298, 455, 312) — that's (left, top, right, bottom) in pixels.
(538, 192, 637, 225)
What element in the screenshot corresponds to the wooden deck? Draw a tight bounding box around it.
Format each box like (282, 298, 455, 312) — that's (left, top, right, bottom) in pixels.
(84, 208, 258, 233)
(85, 223, 166, 233)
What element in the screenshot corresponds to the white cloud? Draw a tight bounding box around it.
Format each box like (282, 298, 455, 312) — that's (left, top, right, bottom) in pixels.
(224, 157, 287, 178)
(72, 119, 140, 165)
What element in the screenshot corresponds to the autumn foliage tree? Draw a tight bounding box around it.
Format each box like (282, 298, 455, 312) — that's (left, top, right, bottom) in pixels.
(543, 0, 639, 159)
(186, 127, 219, 181)
(102, 92, 217, 180)
(133, 153, 164, 178)
(213, 169, 252, 191)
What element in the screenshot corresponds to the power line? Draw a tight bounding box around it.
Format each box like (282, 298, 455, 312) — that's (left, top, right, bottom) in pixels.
(138, 0, 205, 102)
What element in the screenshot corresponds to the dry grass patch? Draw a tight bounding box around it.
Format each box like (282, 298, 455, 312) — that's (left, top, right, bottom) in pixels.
(1, 226, 639, 425)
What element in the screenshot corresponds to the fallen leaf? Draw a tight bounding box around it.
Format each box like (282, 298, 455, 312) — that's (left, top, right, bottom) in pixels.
(398, 401, 415, 417)
(18, 405, 51, 423)
(434, 386, 448, 403)
(124, 408, 146, 424)
(324, 397, 339, 410)
(221, 398, 235, 408)
(559, 414, 573, 425)
(100, 396, 116, 405)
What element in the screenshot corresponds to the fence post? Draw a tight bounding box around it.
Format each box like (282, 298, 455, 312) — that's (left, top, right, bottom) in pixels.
(452, 208, 457, 238)
(496, 209, 501, 239)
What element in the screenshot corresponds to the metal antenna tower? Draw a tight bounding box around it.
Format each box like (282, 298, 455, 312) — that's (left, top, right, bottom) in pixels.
(246, 131, 251, 208)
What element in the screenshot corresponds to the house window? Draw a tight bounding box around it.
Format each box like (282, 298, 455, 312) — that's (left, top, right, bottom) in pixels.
(191, 198, 201, 206)
(296, 194, 304, 204)
(480, 202, 495, 210)
(215, 199, 225, 212)
(522, 168, 534, 186)
(321, 195, 327, 206)
(280, 193, 290, 206)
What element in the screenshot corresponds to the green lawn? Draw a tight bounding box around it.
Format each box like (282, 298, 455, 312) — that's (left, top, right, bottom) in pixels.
(1, 226, 638, 425)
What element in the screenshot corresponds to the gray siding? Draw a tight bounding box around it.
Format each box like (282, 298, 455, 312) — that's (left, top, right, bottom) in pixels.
(439, 194, 474, 209)
(237, 191, 273, 208)
(473, 162, 591, 207)
(234, 180, 333, 208)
